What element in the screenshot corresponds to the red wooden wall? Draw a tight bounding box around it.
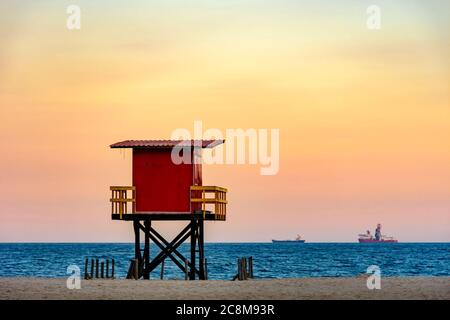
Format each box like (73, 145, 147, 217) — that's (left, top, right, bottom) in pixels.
(132, 148, 202, 213)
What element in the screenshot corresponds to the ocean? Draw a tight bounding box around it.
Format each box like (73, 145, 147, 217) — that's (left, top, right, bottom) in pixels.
(0, 243, 448, 279)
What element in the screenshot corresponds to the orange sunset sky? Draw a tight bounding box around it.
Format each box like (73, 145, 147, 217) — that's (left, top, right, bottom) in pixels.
(0, 1, 449, 242)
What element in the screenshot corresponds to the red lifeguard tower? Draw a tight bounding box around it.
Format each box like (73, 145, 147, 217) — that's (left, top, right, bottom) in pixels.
(109, 139, 227, 280)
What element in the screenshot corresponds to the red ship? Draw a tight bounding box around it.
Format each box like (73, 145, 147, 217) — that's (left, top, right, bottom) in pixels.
(358, 224, 398, 243)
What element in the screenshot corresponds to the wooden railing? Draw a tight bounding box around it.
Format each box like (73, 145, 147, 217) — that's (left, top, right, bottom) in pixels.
(190, 186, 227, 220)
(110, 186, 136, 219)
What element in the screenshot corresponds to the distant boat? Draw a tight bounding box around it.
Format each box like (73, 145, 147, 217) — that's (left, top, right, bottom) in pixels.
(272, 234, 305, 243)
(358, 223, 398, 243)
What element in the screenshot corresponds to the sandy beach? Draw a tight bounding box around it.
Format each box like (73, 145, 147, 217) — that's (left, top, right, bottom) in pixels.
(0, 277, 448, 300)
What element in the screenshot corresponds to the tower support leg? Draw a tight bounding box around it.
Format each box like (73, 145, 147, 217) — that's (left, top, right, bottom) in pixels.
(198, 219, 205, 280)
(132, 217, 206, 280)
(143, 219, 150, 279)
(190, 219, 197, 280)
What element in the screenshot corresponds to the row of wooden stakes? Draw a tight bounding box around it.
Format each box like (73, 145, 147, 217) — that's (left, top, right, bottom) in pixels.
(84, 258, 115, 279)
(233, 256, 254, 281)
(84, 256, 255, 280)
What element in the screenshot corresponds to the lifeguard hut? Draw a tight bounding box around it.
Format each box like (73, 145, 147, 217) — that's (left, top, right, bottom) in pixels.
(109, 139, 227, 280)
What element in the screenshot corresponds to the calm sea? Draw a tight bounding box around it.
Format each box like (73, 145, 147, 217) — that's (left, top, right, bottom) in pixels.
(0, 243, 448, 279)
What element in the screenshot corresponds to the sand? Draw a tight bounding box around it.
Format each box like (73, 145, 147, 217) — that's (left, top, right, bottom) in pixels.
(0, 277, 448, 300)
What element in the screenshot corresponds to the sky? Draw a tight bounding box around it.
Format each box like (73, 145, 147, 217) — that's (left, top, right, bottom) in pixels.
(0, 0, 449, 242)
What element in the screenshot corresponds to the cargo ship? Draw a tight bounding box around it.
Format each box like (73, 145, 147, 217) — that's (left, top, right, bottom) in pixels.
(358, 224, 398, 243)
(272, 234, 305, 243)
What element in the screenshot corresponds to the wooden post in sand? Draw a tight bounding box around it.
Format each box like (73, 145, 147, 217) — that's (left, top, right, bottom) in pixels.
(237, 258, 242, 280)
(185, 259, 189, 280)
(237, 258, 241, 280)
(243, 258, 248, 279)
(90, 259, 94, 279)
(204, 258, 208, 280)
(248, 256, 253, 278)
(160, 258, 165, 280)
(232, 258, 243, 281)
(95, 259, 99, 278)
(239, 258, 248, 280)
(106, 259, 109, 278)
(84, 258, 89, 279)
(134, 258, 139, 280)
(244, 258, 248, 280)
(101, 262, 105, 278)
(111, 259, 115, 279)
